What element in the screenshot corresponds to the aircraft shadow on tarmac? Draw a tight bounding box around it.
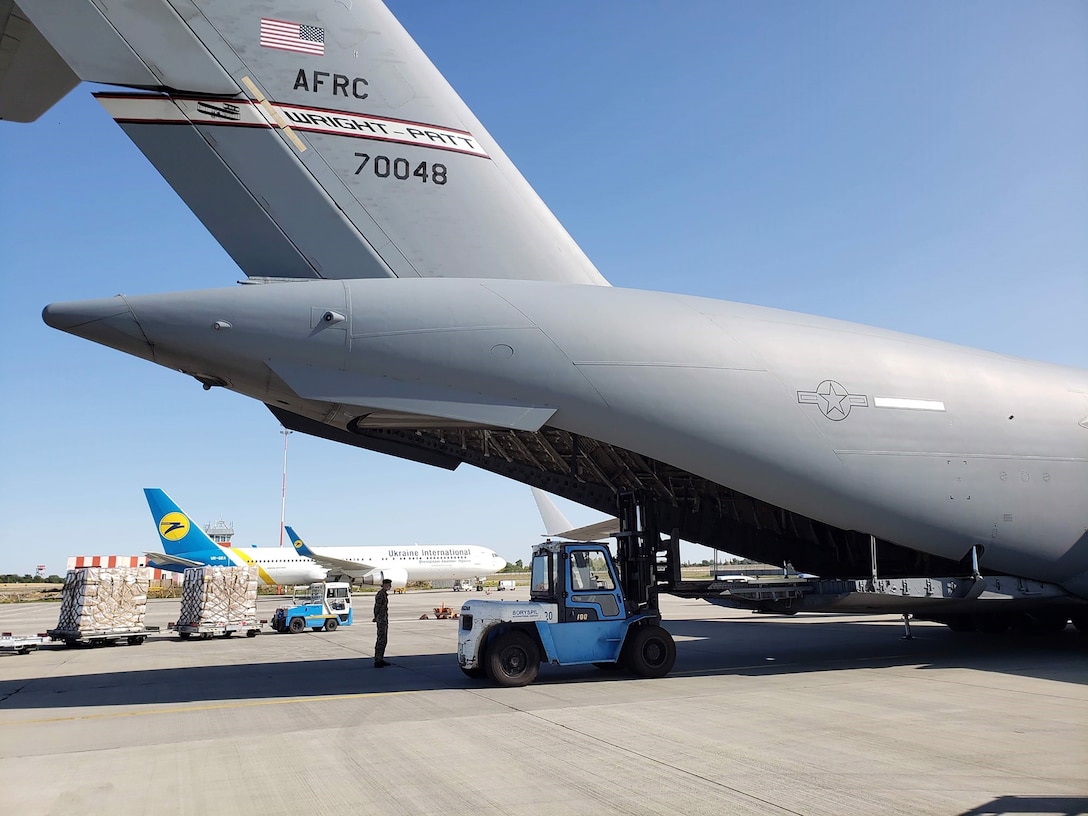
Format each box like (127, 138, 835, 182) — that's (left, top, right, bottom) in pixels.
(953, 795, 1088, 816)
(663, 616, 1087, 686)
(0, 617, 1083, 710)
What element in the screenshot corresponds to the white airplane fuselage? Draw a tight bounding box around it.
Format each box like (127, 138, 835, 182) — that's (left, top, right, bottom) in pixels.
(211, 541, 503, 586)
(214, 546, 326, 586)
(307, 544, 506, 583)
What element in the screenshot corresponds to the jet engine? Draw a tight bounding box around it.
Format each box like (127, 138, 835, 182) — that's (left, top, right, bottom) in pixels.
(361, 567, 408, 589)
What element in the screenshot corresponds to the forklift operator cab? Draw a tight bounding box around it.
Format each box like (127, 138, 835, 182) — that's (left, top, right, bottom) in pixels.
(532, 544, 624, 622)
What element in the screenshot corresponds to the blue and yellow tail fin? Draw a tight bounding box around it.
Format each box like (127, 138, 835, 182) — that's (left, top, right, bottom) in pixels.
(284, 525, 316, 559)
(144, 488, 231, 566)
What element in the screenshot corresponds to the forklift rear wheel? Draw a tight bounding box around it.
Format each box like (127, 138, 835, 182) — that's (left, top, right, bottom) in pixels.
(624, 625, 676, 678)
(324, 618, 339, 632)
(288, 617, 306, 634)
(486, 630, 539, 687)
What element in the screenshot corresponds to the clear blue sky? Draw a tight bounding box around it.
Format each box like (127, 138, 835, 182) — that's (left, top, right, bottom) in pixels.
(1, 1, 1085, 575)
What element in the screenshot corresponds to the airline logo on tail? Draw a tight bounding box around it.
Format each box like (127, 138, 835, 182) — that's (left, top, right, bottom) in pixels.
(144, 488, 233, 569)
(286, 527, 315, 558)
(158, 512, 190, 541)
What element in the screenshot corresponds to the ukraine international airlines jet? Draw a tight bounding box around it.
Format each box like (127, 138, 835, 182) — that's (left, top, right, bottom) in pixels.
(146, 489, 505, 587)
(6, 1, 1086, 631)
(284, 525, 506, 588)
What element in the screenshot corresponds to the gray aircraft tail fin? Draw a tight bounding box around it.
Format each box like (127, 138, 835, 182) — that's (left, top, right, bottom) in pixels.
(531, 488, 619, 542)
(532, 488, 576, 539)
(9, 0, 607, 286)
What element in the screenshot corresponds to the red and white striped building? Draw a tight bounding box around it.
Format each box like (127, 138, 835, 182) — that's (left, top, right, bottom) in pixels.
(66, 555, 180, 584)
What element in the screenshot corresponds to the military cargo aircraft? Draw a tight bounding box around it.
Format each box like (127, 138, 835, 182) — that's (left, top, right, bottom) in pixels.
(5, 1, 1085, 630)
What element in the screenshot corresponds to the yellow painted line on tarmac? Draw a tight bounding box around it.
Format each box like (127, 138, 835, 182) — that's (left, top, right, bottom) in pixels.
(2, 690, 413, 726)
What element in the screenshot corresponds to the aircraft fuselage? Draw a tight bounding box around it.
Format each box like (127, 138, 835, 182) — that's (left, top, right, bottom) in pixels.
(43, 278, 1088, 595)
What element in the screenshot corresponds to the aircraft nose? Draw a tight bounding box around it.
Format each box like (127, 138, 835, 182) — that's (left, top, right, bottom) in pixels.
(42, 296, 155, 362)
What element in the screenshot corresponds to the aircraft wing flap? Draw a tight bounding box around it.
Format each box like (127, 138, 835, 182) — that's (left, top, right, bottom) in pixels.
(305, 550, 374, 575)
(271, 361, 557, 432)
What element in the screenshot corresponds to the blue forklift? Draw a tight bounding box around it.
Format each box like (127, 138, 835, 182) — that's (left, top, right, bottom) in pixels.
(457, 535, 677, 686)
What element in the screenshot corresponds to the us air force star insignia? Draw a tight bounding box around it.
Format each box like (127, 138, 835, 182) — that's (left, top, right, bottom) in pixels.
(797, 380, 869, 421)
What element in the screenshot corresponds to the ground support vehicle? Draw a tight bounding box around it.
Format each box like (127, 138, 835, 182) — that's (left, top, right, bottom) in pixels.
(46, 626, 159, 647)
(458, 539, 676, 687)
(270, 582, 353, 633)
(172, 620, 263, 639)
(0, 634, 45, 655)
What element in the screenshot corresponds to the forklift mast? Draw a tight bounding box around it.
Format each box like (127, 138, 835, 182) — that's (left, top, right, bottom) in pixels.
(615, 491, 681, 613)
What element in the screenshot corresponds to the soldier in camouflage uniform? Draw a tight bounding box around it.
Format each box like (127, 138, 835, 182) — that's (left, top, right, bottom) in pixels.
(373, 578, 392, 667)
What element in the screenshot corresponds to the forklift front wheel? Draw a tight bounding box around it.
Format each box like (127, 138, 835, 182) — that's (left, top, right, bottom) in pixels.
(624, 625, 676, 678)
(486, 630, 539, 687)
(324, 618, 339, 632)
(288, 617, 306, 634)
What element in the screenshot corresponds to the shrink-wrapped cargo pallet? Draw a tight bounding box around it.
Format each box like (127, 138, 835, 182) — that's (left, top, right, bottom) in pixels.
(53, 567, 149, 634)
(179, 565, 259, 626)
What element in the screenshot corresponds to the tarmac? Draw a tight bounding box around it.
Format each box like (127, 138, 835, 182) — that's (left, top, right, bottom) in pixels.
(1, 588, 1085, 816)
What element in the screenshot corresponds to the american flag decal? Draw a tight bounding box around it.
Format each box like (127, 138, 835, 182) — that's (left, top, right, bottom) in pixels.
(260, 18, 325, 56)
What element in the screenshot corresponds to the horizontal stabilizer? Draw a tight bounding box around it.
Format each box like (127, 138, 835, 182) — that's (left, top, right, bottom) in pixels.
(271, 361, 556, 432)
(0, 5, 78, 122)
(557, 518, 622, 542)
(144, 551, 204, 569)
